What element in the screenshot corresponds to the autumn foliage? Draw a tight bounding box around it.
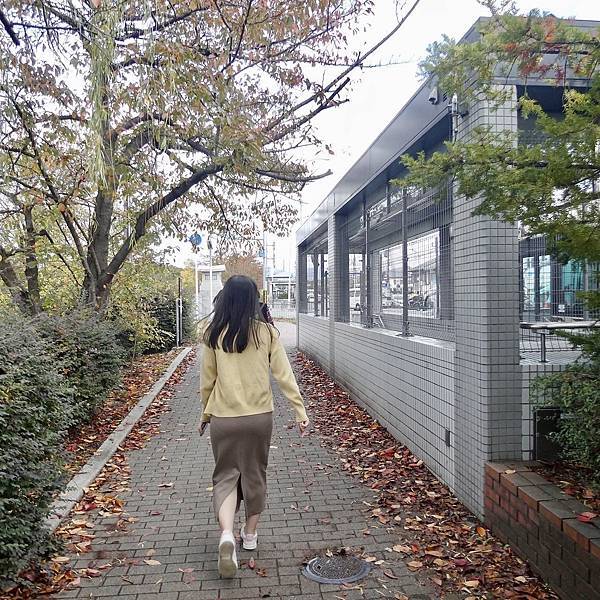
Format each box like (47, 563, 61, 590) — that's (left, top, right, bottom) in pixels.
(0, 0, 411, 312)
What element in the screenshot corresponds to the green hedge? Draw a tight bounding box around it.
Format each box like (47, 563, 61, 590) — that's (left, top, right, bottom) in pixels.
(0, 312, 125, 586)
(35, 313, 125, 423)
(144, 294, 195, 354)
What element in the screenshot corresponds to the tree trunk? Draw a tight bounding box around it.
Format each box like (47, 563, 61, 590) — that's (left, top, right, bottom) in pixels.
(0, 246, 35, 316)
(80, 272, 112, 312)
(23, 205, 41, 314)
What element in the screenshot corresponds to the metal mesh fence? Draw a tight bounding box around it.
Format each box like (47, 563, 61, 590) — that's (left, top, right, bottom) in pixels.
(518, 233, 599, 361)
(334, 182, 454, 340)
(298, 183, 599, 355)
(271, 302, 297, 320)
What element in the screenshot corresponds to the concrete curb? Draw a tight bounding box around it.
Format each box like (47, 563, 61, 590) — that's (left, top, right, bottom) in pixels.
(46, 346, 194, 532)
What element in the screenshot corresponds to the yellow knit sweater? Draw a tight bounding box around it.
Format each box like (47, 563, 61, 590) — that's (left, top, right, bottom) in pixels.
(200, 322, 308, 423)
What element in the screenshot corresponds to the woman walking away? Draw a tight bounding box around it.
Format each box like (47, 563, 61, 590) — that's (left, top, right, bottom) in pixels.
(198, 275, 309, 579)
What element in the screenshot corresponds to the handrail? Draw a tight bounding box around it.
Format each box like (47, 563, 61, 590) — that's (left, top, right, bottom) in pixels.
(520, 320, 599, 362)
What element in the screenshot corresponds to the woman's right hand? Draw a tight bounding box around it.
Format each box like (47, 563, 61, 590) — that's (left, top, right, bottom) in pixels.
(298, 419, 310, 437)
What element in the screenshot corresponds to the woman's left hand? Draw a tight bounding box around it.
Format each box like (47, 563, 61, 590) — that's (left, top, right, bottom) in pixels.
(298, 419, 310, 437)
(198, 421, 209, 436)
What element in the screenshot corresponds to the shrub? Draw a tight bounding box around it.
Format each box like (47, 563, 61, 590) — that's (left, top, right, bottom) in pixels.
(0, 312, 126, 585)
(533, 328, 600, 488)
(144, 294, 196, 354)
(0, 316, 71, 584)
(145, 295, 176, 353)
(35, 312, 125, 423)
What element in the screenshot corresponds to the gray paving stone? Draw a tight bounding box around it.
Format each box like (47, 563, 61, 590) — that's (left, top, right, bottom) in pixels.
(53, 328, 435, 599)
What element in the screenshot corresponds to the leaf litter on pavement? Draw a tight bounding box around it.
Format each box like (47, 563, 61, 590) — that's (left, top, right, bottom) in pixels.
(63, 349, 179, 474)
(2, 349, 196, 599)
(294, 352, 559, 599)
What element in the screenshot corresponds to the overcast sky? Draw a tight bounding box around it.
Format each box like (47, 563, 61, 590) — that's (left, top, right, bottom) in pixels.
(262, 0, 600, 273)
(299, 0, 600, 215)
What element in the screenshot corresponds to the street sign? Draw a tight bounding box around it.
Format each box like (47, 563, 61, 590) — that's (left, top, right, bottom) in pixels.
(189, 233, 203, 248)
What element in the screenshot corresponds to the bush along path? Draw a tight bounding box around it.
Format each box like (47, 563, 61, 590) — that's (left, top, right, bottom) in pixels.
(294, 353, 559, 600)
(0, 314, 125, 589)
(1, 349, 196, 599)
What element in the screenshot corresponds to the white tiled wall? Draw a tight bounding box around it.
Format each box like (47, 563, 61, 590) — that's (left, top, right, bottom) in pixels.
(452, 86, 522, 517)
(298, 314, 330, 368)
(297, 85, 548, 519)
(300, 316, 456, 490)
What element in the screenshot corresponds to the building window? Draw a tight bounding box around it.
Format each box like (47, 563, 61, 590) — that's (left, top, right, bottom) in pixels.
(519, 234, 599, 321)
(298, 242, 328, 317)
(298, 182, 453, 337)
(378, 230, 441, 320)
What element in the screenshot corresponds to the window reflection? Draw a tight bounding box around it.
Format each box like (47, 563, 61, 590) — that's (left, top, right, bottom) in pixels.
(522, 256, 535, 314)
(302, 249, 329, 317)
(379, 231, 440, 319)
(348, 253, 364, 322)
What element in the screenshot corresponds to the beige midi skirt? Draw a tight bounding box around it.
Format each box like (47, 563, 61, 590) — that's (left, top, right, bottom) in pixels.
(210, 412, 273, 519)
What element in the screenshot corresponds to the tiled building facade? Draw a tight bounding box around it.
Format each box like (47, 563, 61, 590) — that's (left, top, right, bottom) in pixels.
(295, 18, 598, 517)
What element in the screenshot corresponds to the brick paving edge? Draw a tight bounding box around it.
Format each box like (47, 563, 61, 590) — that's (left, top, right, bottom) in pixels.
(45, 346, 194, 533)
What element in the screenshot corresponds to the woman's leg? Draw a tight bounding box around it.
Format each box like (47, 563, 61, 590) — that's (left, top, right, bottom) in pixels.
(245, 512, 261, 535)
(217, 488, 239, 578)
(218, 487, 238, 534)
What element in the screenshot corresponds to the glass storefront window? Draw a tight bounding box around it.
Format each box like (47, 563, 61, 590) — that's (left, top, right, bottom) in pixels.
(349, 253, 364, 321)
(519, 252, 598, 321)
(561, 260, 585, 318)
(316, 253, 329, 317)
(539, 255, 551, 312)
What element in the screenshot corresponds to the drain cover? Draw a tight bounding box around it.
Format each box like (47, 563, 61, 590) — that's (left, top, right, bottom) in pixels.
(303, 555, 371, 584)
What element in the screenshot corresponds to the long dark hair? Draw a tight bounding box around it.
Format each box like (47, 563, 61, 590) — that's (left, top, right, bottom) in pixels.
(203, 275, 266, 353)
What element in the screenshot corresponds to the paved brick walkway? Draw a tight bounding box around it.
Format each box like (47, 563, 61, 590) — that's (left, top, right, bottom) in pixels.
(56, 324, 434, 599)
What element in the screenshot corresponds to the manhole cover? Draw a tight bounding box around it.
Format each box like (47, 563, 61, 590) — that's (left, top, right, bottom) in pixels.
(303, 555, 371, 584)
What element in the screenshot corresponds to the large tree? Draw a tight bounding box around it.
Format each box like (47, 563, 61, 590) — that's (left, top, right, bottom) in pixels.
(0, 0, 418, 313)
(221, 252, 263, 285)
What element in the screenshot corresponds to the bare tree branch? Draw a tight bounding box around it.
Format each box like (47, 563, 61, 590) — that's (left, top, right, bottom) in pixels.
(254, 167, 332, 183)
(103, 163, 224, 284)
(0, 9, 20, 45)
(116, 8, 209, 41)
(263, 0, 422, 135)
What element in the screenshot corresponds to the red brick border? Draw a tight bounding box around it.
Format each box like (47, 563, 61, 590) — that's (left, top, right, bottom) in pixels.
(485, 462, 600, 600)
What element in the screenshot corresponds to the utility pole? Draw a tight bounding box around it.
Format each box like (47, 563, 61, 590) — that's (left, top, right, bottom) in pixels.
(262, 229, 268, 300)
(208, 237, 213, 305)
(194, 255, 199, 318)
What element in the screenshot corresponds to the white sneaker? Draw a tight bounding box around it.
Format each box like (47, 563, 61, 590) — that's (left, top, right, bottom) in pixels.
(240, 525, 258, 550)
(218, 532, 238, 578)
